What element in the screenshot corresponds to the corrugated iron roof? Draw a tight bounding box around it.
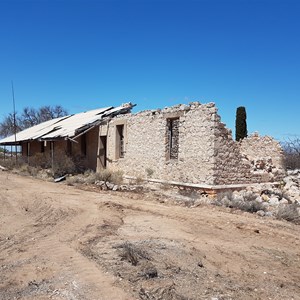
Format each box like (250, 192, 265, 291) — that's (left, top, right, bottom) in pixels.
(0, 103, 133, 145)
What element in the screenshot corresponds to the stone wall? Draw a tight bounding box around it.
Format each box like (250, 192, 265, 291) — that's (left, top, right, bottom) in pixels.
(101, 102, 285, 186)
(18, 102, 285, 185)
(104, 102, 217, 184)
(240, 133, 285, 181)
(213, 120, 262, 185)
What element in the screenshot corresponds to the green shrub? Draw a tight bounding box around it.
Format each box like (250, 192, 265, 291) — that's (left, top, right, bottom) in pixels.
(235, 106, 247, 141)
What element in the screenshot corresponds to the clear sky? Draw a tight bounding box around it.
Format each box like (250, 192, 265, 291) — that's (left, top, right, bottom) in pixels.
(0, 0, 299, 141)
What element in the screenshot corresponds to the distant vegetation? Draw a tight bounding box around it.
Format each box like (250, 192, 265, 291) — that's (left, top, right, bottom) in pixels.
(282, 138, 300, 169)
(235, 106, 248, 141)
(0, 105, 68, 138)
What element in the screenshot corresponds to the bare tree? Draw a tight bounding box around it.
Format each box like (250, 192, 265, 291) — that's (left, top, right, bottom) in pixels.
(0, 113, 22, 138)
(0, 105, 68, 138)
(22, 105, 68, 127)
(21, 107, 40, 128)
(282, 138, 300, 170)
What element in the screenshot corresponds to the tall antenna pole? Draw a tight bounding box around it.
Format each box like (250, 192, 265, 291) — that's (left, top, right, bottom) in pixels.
(11, 80, 18, 163)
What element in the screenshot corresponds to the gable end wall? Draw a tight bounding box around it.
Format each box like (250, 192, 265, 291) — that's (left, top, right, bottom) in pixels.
(104, 102, 217, 184)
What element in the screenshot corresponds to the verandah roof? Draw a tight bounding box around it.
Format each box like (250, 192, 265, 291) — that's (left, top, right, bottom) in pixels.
(0, 103, 133, 145)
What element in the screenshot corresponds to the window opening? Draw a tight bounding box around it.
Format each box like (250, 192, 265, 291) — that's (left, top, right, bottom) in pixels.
(167, 118, 179, 159)
(99, 136, 107, 168)
(41, 141, 45, 153)
(67, 139, 72, 155)
(116, 124, 125, 158)
(81, 134, 87, 156)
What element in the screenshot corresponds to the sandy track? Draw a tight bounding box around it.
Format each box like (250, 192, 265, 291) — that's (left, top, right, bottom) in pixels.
(0, 172, 299, 300)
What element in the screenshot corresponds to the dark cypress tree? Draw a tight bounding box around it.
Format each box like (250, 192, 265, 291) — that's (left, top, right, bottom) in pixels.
(235, 106, 247, 141)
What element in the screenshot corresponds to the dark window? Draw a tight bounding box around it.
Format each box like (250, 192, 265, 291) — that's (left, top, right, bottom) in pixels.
(41, 141, 45, 153)
(67, 140, 72, 155)
(23, 143, 29, 156)
(167, 118, 179, 160)
(116, 124, 125, 158)
(99, 136, 107, 168)
(81, 134, 87, 156)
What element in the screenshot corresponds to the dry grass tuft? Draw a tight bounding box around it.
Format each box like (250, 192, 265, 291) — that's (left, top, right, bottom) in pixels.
(276, 203, 300, 224)
(214, 191, 265, 213)
(117, 242, 150, 266)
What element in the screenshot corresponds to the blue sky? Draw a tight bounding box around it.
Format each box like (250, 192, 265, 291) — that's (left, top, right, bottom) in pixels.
(0, 0, 299, 141)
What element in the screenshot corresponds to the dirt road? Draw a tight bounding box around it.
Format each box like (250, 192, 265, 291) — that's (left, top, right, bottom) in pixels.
(0, 172, 299, 300)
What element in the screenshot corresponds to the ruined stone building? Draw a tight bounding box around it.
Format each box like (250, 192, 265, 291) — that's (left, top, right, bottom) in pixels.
(0, 102, 285, 187)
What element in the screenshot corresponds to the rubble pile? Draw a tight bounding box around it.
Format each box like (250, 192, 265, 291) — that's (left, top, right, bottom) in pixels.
(95, 180, 144, 192)
(215, 169, 300, 221)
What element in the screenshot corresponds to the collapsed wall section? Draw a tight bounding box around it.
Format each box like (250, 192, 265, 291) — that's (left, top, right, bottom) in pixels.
(213, 117, 285, 185)
(240, 133, 285, 181)
(213, 120, 259, 185)
(104, 102, 217, 184)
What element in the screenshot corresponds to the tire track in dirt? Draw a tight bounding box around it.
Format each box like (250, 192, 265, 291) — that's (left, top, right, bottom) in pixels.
(0, 174, 133, 300)
(93, 197, 300, 299)
(1, 172, 300, 300)
(30, 234, 132, 300)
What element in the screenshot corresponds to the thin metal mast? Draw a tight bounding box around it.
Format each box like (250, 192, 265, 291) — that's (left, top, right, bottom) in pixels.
(11, 81, 18, 162)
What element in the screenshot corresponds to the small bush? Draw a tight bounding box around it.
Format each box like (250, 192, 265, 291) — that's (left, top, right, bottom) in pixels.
(66, 175, 85, 185)
(243, 192, 258, 202)
(1, 151, 76, 178)
(93, 169, 123, 185)
(72, 155, 88, 173)
(52, 150, 76, 177)
(135, 176, 144, 184)
(118, 242, 150, 266)
(213, 191, 234, 207)
(29, 153, 51, 169)
(82, 170, 98, 184)
(0, 157, 25, 170)
(232, 200, 265, 213)
(145, 168, 154, 178)
(141, 263, 158, 279)
(217, 191, 234, 202)
(19, 164, 39, 177)
(66, 169, 124, 186)
(108, 170, 123, 185)
(214, 191, 265, 213)
(177, 187, 200, 200)
(276, 204, 300, 224)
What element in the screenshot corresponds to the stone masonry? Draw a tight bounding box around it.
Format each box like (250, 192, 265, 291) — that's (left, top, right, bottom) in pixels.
(98, 102, 285, 186)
